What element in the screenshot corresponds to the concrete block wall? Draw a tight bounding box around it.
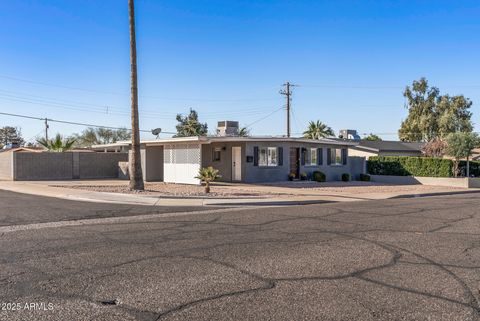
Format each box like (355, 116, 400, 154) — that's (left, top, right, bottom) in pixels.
(14, 152, 73, 180)
(0, 152, 13, 180)
(8, 152, 128, 181)
(78, 153, 128, 179)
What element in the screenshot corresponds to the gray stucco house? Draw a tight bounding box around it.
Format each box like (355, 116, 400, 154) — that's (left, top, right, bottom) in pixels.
(94, 134, 362, 185)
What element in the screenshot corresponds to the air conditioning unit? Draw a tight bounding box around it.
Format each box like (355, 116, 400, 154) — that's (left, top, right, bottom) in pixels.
(217, 121, 239, 136)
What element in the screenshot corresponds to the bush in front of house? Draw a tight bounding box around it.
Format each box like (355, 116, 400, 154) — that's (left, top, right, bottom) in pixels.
(367, 156, 458, 177)
(359, 173, 371, 181)
(300, 172, 308, 180)
(312, 171, 326, 182)
(341, 173, 350, 182)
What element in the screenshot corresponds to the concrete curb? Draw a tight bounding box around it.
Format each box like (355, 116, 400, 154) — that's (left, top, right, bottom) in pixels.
(389, 189, 480, 199)
(1, 181, 478, 207)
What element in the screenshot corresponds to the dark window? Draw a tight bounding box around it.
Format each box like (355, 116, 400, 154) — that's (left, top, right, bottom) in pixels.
(317, 148, 323, 165)
(212, 148, 221, 162)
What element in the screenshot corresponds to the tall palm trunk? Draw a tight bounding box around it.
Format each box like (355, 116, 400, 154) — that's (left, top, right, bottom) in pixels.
(128, 0, 144, 190)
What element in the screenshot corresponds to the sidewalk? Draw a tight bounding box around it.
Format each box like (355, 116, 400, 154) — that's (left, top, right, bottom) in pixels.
(1, 180, 478, 207)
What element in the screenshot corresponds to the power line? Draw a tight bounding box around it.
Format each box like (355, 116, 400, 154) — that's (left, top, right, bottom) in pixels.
(0, 111, 176, 135)
(0, 74, 278, 102)
(0, 89, 281, 118)
(297, 84, 480, 90)
(245, 107, 284, 129)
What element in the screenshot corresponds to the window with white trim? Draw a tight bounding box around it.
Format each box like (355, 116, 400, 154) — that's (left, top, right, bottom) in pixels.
(330, 148, 343, 165)
(309, 148, 317, 165)
(259, 147, 278, 166)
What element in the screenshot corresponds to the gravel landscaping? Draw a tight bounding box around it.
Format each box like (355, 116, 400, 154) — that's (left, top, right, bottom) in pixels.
(54, 180, 466, 198)
(58, 182, 281, 198)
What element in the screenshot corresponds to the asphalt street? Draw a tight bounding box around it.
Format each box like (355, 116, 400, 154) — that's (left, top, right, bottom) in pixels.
(0, 190, 209, 225)
(0, 190, 479, 321)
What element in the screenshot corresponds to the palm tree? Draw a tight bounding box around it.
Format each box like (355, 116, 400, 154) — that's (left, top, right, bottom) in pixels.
(303, 120, 335, 139)
(195, 167, 221, 193)
(238, 127, 250, 137)
(37, 134, 76, 152)
(128, 0, 144, 191)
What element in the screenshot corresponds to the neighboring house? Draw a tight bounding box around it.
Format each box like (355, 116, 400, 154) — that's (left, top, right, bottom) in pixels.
(471, 148, 480, 161)
(348, 140, 425, 159)
(93, 132, 361, 185)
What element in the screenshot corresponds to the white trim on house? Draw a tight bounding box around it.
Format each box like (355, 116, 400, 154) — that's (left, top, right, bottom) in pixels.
(92, 136, 357, 150)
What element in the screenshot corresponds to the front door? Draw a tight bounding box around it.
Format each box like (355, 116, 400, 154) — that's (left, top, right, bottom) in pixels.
(231, 146, 242, 181)
(289, 147, 300, 178)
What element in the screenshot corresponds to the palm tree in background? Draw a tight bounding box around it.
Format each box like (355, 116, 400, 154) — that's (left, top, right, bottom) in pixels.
(238, 127, 250, 137)
(128, 0, 144, 190)
(303, 120, 335, 139)
(37, 134, 76, 152)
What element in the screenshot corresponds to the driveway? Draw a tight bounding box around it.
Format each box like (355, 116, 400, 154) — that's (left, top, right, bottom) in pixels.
(0, 192, 479, 320)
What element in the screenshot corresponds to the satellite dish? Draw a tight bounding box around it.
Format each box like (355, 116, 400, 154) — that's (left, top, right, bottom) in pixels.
(151, 128, 162, 139)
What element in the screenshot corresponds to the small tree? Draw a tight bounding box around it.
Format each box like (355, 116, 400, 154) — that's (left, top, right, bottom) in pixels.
(445, 132, 479, 177)
(0, 126, 24, 148)
(37, 134, 76, 152)
(195, 166, 221, 193)
(175, 109, 208, 137)
(422, 137, 447, 158)
(363, 134, 382, 141)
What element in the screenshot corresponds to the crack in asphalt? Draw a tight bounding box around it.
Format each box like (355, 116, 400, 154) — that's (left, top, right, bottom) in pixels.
(1, 195, 479, 320)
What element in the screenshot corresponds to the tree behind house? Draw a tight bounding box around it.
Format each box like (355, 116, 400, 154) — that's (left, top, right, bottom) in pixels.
(399, 78, 473, 142)
(238, 127, 250, 137)
(175, 109, 208, 137)
(363, 134, 382, 141)
(71, 127, 131, 147)
(37, 134, 76, 152)
(303, 120, 334, 139)
(422, 137, 447, 158)
(0, 126, 24, 148)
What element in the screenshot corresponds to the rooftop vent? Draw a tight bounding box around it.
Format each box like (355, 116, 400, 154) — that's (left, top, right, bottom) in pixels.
(217, 121, 239, 136)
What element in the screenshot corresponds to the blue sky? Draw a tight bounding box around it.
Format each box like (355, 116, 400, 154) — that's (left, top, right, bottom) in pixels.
(1, 0, 480, 142)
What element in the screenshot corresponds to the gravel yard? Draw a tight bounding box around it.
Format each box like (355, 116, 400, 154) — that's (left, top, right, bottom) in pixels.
(54, 180, 466, 198)
(57, 182, 280, 198)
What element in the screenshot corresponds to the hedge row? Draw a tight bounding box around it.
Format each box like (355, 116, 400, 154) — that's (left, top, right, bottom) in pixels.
(367, 156, 480, 177)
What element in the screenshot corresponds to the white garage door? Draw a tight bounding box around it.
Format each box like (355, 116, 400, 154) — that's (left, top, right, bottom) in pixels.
(163, 143, 201, 185)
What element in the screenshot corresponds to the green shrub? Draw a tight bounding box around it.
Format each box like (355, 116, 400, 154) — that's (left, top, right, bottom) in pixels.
(341, 173, 350, 182)
(359, 173, 371, 181)
(312, 171, 326, 182)
(366, 156, 480, 177)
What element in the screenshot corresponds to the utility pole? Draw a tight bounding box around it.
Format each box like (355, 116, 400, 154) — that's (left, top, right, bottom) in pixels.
(280, 82, 295, 137)
(44, 118, 49, 141)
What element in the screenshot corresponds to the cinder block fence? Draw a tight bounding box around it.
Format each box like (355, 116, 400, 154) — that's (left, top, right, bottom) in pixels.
(0, 151, 128, 181)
